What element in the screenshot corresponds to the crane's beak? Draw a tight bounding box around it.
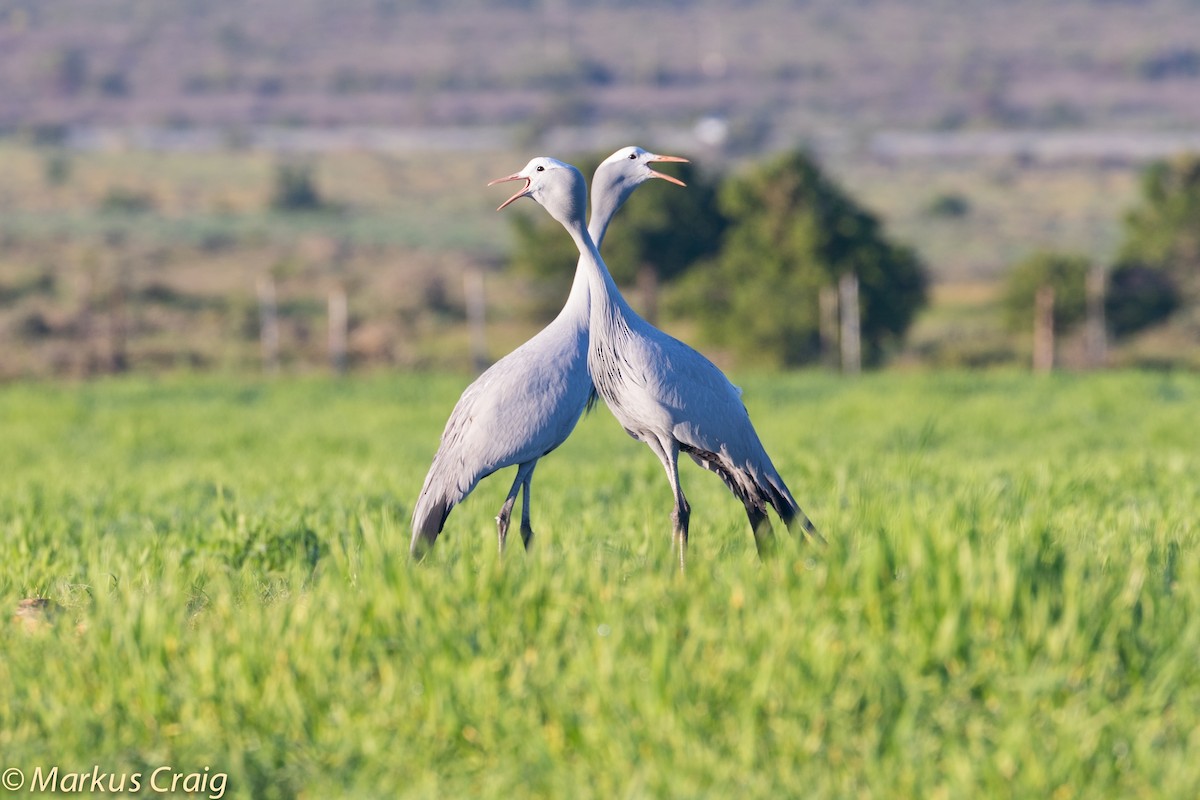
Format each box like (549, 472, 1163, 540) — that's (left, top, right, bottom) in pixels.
(647, 154, 689, 187)
(487, 173, 531, 211)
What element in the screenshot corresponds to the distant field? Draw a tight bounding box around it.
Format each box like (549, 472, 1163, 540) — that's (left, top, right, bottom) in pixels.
(2, 371, 1198, 798)
(0, 142, 515, 252)
(830, 156, 1140, 281)
(0, 141, 1140, 273)
(0, 138, 1159, 377)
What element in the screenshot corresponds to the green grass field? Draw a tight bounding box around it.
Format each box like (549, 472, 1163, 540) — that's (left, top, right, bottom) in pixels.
(2, 371, 1198, 798)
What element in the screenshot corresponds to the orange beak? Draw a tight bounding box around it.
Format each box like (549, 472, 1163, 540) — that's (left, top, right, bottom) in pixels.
(648, 154, 689, 187)
(487, 172, 531, 211)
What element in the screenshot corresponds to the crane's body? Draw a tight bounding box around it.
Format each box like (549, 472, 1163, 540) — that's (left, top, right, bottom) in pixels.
(586, 248, 820, 564)
(494, 155, 820, 569)
(410, 292, 591, 552)
(410, 147, 685, 557)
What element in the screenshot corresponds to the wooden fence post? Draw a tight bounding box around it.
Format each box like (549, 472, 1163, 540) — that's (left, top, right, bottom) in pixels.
(464, 267, 488, 372)
(108, 273, 128, 373)
(637, 263, 659, 326)
(328, 284, 348, 375)
(70, 256, 104, 376)
(819, 285, 839, 369)
(1085, 265, 1107, 369)
(257, 274, 280, 374)
(1033, 284, 1055, 374)
(838, 272, 861, 375)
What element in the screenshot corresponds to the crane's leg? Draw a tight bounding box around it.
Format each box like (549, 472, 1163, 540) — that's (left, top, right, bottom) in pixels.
(646, 436, 689, 571)
(497, 461, 537, 554)
(518, 467, 536, 551)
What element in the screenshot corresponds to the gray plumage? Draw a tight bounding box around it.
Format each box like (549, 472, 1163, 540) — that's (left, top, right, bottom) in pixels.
(410, 149, 685, 558)
(502, 153, 822, 569)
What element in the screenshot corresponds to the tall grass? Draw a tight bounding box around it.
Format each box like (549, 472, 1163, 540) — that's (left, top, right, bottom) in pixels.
(1, 371, 1197, 798)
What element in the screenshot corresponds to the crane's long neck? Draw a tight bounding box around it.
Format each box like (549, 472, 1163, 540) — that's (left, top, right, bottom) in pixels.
(553, 178, 634, 327)
(554, 241, 592, 328)
(561, 211, 635, 329)
(539, 171, 610, 329)
(587, 184, 622, 251)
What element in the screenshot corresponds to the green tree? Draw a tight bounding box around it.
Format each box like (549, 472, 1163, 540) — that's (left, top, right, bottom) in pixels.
(1001, 251, 1090, 334)
(1100, 154, 1197, 338)
(682, 150, 927, 367)
(1106, 264, 1179, 338)
(270, 161, 325, 212)
(1118, 154, 1200, 297)
(506, 152, 724, 313)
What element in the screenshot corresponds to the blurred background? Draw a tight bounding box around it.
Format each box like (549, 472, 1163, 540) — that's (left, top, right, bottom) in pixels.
(2, 0, 1200, 379)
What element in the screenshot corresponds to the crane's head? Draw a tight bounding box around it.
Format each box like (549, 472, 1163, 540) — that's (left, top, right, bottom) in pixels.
(602, 146, 689, 185)
(591, 146, 688, 212)
(583, 147, 689, 245)
(488, 156, 587, 229)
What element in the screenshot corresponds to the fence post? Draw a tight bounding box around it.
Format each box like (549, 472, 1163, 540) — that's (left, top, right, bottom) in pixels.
(637, 263, 659, 326)
(464, 267, 488, 372)
(328, 284, 348, 375)
(819, 285, 839, 369)
(1033, 284, 1055, 374)
(257, 274, 280, 374)
(1085, 265, 1107, 369)
(108, 265, 129, 373)
(838, 272, 861, 375)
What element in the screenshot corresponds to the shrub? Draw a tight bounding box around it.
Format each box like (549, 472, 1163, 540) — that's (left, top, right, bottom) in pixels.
(685, 150, 928, 366)
(270, 162, 325, 212)
(1001, 251, 1090, 333)
(98, 188, 156, 214)
(1106, 263, 1180, 337)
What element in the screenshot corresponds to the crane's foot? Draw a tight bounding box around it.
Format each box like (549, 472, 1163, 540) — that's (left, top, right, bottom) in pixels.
(520, 523, 534, 551)
(496, 510, 513, 554)
(671, 502, 690, 573)
(672, 529, 688, 573)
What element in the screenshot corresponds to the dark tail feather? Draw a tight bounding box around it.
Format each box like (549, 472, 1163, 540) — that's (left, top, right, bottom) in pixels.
(584, 384, 600, 415)
(683, 445, 824, 546)
(410, 490, 454, 559)
(765, 476, 825, 546)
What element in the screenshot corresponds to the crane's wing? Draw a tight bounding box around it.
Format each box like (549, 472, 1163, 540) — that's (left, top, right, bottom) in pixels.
(412, 326, 592, 533)
(610, 323, 790, 484)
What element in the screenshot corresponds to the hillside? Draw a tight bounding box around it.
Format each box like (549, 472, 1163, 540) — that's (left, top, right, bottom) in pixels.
(2, 0, 1200, 139)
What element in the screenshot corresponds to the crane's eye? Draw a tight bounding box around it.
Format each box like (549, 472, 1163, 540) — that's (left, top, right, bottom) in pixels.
(536, 165, 545, 171)
(628, 152, 637, 159)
